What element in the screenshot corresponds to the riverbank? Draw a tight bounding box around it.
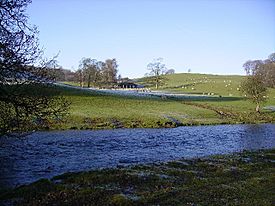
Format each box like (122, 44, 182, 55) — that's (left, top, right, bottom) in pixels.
(1, 148, 274, 205)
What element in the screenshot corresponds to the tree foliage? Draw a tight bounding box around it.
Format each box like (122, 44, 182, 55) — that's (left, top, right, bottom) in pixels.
(241, 74, 267, 113)
(0, 0, 69, 135)
(241, 53, 275, 112)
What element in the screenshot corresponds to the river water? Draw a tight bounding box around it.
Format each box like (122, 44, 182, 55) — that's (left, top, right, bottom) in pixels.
(1, 124, 275, 189)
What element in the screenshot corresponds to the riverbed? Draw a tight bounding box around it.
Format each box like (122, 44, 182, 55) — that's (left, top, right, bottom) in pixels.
(1, 124, 275, 189)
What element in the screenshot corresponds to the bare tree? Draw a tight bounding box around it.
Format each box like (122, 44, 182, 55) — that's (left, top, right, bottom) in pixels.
(262, 53, 275, 88)
(79, 58, 100, 88)
(75, 69, 84, 87)
(243, 53, 275, 88)
(0, 0, 69, 135)
(243, 60, 263, 76)
(95, 60, 105, 87)
(102, 58, 118, 85)
(75, 58, 119, 88)
(146, 58, 167, 89)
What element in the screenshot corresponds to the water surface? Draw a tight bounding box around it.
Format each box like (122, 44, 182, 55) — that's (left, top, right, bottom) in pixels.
(1, 124, 275, 189)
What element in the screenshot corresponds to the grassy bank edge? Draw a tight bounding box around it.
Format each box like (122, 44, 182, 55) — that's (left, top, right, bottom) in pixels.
(1, 148, 274, 205)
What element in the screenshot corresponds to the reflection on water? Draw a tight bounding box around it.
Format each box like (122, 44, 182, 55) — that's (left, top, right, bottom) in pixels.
(0, 124, 275, 189)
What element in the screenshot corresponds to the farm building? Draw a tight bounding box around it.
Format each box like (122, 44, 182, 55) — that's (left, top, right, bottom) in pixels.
(117, 82, 144, 89)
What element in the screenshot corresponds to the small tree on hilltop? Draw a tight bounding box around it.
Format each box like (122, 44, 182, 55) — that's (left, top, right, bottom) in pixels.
(146, 58, 167, 89)
(241, 75, 267, 113)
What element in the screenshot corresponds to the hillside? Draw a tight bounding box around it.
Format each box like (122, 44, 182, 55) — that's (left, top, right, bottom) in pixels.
(138, 73, 245, 97)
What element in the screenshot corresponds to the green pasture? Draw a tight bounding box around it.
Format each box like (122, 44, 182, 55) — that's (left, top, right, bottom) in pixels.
(55, 73, 275, 130)
(140, 73, 245, 96)
(55, 86, 221, 130)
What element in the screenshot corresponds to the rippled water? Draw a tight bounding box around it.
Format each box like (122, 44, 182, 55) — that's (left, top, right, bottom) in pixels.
(1, 124, 275, 189)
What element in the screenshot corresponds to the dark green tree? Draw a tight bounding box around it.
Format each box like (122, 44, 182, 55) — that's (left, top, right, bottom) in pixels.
(241, 75, 267, 113)
(0, 0, 69, 135)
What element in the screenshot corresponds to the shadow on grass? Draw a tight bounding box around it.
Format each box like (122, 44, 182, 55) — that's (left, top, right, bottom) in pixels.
(164, 95, 244, 102)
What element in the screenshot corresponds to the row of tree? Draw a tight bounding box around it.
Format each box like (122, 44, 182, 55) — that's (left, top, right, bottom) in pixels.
(50, 57, 175, 89)
(75, 58, 118, 88)
(47, 58, 119, 88)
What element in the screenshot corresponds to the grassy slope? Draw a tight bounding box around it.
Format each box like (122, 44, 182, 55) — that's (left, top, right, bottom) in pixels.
(160, 73, 245, 96)
(56, 73, 275, 130)
(161, 73, 275, 115)
(1, 149, 274, 205)
(55, 86, 220, 130)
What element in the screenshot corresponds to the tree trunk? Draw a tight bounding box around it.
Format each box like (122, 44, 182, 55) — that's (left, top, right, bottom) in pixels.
(256, 103, 260, 113)
(156, 77, 159, 89)
(87, 74, 91, 88)
(81, 74, 84, 88)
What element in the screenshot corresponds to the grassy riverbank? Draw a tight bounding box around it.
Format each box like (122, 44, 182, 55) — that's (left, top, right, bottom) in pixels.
(50, 73, 275, 130)
(1, 149, 274, 205)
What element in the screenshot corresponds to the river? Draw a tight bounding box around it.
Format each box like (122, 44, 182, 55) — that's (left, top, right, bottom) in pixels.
(1, 124, 275, 189)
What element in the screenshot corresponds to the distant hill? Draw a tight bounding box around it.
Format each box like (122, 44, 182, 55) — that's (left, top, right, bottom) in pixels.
(137, 73, 245, 97)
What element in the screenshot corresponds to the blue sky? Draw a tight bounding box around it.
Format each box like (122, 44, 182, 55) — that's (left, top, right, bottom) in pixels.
(27, 0, 275, 78)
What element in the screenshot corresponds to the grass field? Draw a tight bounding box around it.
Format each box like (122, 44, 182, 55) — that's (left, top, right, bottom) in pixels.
(155, 73, 245, 96)
(53, 86, 221, 130)
(54, 73, 275, 130)
(1, 149, 274, 205)
(160, 73, 275, 117)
